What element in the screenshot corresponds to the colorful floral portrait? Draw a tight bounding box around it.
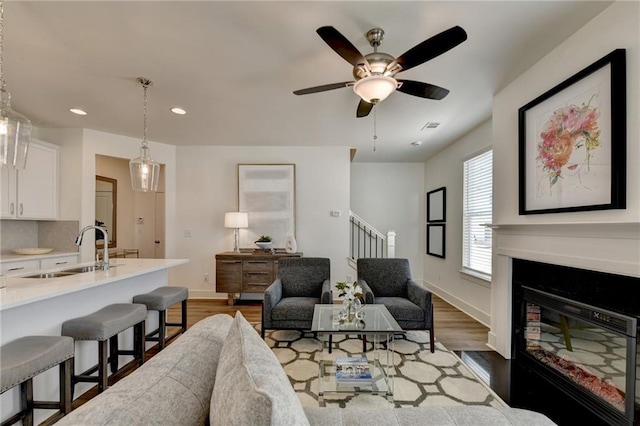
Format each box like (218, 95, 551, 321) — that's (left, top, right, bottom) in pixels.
(518, 49, 625, 215)
(536, 96, 601, 193)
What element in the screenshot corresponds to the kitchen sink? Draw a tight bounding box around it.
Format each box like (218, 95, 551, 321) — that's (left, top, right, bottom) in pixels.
(23, 271, 77, 279)
(22, 264, 117, 278)
(60, 265, 98, 274)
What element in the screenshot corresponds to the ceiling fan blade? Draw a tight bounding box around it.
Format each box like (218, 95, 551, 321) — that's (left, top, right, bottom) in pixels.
(397, 80, 450, 100)
(356, 99, 374, 118)
(317, 26, 369, 67)
(394, 26, 467, 72)
(293, 82, 353, 95)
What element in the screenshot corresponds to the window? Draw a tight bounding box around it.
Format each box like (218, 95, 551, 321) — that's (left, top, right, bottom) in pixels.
(462, 150, 493, 278)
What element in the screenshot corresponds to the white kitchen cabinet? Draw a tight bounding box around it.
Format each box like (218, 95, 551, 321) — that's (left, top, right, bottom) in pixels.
(1, 139, 59, 220)
(0, 259, 40, 275)
(39, 255, 79, 270)
(1, 254, 79, 275)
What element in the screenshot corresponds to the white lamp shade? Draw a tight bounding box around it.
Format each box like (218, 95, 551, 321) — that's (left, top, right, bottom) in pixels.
(225, 212, 248, 228)
(353, 75, 397, 104)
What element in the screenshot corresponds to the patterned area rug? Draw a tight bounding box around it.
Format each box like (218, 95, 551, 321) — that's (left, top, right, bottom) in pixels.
(258, 326, 506, 409)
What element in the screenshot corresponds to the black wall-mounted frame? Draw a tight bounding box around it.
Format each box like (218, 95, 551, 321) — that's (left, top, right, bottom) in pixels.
(427, 187, 446, 222)
(518, 49, 626, 215)
(427, 223, 445, 258)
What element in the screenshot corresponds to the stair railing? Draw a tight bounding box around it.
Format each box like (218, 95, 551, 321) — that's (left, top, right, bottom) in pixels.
(349, 211, 395, 261)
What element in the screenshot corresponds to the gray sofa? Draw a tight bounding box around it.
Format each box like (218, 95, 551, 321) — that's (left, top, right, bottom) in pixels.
(58, 313, 556, 425)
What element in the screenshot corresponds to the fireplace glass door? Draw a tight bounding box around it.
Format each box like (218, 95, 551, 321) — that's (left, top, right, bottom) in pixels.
(522, 286, 638, 419)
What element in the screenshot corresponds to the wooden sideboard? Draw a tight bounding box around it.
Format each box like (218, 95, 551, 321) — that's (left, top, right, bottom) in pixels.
(215, 251, 302, 305)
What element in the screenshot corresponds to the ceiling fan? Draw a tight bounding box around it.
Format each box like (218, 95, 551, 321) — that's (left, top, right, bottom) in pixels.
(293, 25, 467, 118)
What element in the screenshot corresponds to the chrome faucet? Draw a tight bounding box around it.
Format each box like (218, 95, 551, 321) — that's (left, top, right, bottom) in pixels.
(76, 225, 110, 271)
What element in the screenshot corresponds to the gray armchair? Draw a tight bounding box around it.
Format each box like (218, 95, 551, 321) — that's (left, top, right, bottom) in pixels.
(357, 258, 435, 352)
(261, 257, 332, 338)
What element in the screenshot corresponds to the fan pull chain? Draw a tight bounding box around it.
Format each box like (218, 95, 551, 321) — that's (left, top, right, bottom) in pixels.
(373, 108, 377, 152)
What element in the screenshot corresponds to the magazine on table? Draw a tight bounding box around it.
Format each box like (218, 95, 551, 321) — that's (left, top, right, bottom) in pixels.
(335, 356, 372, 385)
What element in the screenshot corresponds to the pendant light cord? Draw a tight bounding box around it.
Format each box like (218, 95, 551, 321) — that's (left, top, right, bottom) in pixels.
(142, 82, 148, 146)
(137, 77, 152, 148)
(0, 1, 6, 89)
(373, 107, 377, 152)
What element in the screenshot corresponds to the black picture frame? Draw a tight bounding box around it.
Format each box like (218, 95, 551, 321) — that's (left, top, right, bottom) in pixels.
(518, 49, 626, 215)
(426, 224, 445, 258)
(426, 187, 446, 222)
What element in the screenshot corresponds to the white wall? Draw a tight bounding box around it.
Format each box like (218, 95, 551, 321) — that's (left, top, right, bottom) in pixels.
(173, 146, 351, 298)
(350, 162, 424, 278)
(422, 120, 492, 326)
(490, 1, 640, 357)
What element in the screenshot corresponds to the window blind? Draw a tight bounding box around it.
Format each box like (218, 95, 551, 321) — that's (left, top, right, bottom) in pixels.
(463, 150, 493, 276)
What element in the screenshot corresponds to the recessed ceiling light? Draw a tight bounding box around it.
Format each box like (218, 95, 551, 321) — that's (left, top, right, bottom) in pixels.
(411, 141, 422, 146)
(69, 108, 87, 116)
(170, 107, 187, 115)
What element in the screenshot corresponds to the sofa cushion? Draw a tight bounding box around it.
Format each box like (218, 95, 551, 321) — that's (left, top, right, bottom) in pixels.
(211, 311, 309, 426)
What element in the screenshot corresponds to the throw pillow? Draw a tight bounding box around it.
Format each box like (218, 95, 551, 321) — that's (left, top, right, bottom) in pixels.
(210, 311, 309, 426)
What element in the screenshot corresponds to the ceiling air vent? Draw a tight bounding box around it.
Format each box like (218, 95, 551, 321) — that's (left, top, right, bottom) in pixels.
(421, 121, 440, 131)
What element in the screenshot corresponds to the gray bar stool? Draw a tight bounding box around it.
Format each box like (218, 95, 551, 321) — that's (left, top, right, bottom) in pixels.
(0, 336, 74, 426)
(61, 303, 147, 395)
(133, 286, 188, 351)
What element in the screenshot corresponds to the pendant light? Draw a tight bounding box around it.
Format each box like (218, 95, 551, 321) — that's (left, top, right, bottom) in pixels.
(129, 77, 159, 192)
(0, 1, 31, 169)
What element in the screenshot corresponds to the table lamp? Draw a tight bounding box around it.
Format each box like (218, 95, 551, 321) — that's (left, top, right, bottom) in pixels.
(224, 212, 248, 253)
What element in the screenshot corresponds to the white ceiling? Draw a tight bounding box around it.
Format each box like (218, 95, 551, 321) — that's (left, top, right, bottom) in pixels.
(4, 1, 612, 162)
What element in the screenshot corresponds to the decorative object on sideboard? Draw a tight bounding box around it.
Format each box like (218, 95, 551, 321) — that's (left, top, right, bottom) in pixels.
(254, 235, 272, 252)
(518, 49, 626, 215)
(129, 77, 160, 192)
(285, 234, 297, 254)
(224, 212, 248, 253)
(0, 1, 31, 169)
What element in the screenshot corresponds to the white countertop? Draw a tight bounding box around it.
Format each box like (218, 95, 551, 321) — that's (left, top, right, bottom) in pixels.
(0, 251, 79, 263)
(0, 258, 188, 311)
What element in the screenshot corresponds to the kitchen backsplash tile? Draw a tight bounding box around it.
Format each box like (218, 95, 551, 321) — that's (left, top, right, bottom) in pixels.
(0, 220, 79, 253)
(0, 220, 38, 251)
(39, 221, 80, 252)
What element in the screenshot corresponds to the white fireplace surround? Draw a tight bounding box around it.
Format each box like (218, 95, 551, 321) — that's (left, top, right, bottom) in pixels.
(489, 222, 640, 358)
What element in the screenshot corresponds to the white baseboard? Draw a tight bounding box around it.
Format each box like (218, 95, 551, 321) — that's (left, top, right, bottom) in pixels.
(423, 280, 491, 327)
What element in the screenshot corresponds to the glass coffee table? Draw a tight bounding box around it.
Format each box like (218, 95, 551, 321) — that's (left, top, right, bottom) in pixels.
(311, 304, 404, 405)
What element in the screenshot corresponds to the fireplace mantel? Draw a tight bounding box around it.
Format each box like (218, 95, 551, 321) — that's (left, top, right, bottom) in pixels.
(489, 221, 639, 358)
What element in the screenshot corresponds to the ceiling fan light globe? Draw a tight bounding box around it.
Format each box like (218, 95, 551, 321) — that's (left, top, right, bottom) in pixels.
(353, 75, 397, 104)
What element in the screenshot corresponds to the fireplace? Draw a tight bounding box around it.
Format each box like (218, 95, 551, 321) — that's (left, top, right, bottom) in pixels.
(512, 259, 640, 426)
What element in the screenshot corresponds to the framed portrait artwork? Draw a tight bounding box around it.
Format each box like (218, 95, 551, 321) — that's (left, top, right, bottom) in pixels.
(518, 49, 626, 215)
(426, 224, 445, 258)
(427, 187, 446, 222)
(238, 164, 295, 248)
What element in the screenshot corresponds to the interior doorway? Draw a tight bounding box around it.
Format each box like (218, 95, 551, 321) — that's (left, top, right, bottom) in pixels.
(95, 155, 166, 259)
